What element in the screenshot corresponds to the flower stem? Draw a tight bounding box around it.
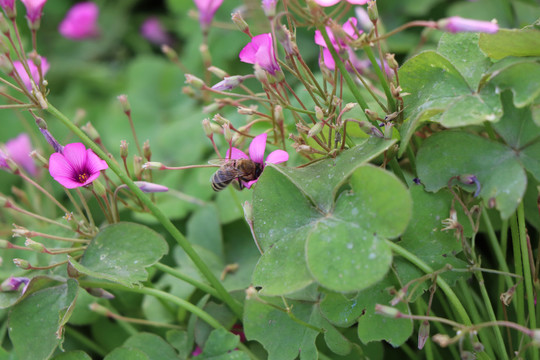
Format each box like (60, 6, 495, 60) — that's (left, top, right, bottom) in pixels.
(363, 45, 396, 112)
(153, 262, 219, 299)
(46, 102, 244, 319)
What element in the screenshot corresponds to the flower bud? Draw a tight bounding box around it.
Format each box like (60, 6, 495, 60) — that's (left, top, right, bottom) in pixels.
(365, 109, 379, 122)
(134, 181, 168, 193)
(296, 123, 310, 135)
(262, 0, 277, 18)
(532, 329, 540, 345)
(81, 122, 101, 144)
(431, 334, 452, 347)
(245, 286, 257, 300)
(418, 321, 430, 350)
(161, 44, 179, 62)
(29, 150, 47, 167)
(92, 179, 107, 197)
(185, 74, 205, 89)
(1, 276, 29, 292)
(223, 123, 233, 143)
(117, 94, 130, 114)
(367, 1, 379, 23)
(238, 106, 255, 115)
(437, 17, 498, 34)
(25, 238, 45, 252)
(207, 66, 227, 79)
(120, 140, 128, 159)
(133, 156, 143, 178)
(0, 13, 10, 34)
(85, 288, 115, 299)
(275, 24, 295, 56)
(386, 53, 399, 70)
(308, 123, 324, 138)
(0, 239, 9, 248)
(143, 140, 151, 161)
(274, 105, 284, 125)
(213, 114, 231, 126)
(13, 258, 31, 270)
(232, 11, 250, 35)
(203, 102, 220, 114)
(211, 75, 246, 91)
(142, 161, 165, 170)
(374, 304, 400, 317)
(202, 118, 213, 137)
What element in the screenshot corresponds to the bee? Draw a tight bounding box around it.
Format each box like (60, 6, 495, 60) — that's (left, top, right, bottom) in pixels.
(210, 159, 263, 191)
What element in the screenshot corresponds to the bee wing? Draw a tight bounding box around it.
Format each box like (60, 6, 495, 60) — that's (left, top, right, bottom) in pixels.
(208, 159, 228, 166)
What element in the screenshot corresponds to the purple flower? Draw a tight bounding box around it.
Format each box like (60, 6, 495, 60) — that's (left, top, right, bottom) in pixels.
(0, 0, 15, 13)
(12, 57, 50, 92)
(1, 276, 30, 293)
(239, 33, 281, 75)
(437, 17, 498, 34)
(140, 17, 171, 45)
(49, 143, 108, 189)
(314, 0, 369, 7)
(59, 2, 100, 40)
(226, 133, 288, 189)
(20, 0, 47, 25)
(5, 133, 37, 176)
(193, 0, 223, 30)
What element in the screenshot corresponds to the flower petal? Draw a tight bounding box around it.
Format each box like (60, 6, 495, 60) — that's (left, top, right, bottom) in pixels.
(226, 147, 249, 160)
(313, 0, 341, 6)
(243, 179, 258, 189)
(249, 133, 267, 163)
(85, 148, 108, 173)
(51, 175, 85, 189)
(49, 152, 75, 180)
(266, 149, 289, 164)
(62, 143, 88, 173)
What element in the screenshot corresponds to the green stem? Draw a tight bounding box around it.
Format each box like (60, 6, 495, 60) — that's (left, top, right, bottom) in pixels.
(363, 45, 396, 112)
(510, 213, 525, 330)
(386, 241, 472, 325)
(153, 262, 219, 299)
(517, 202, 537, 360)
(389, 157, 406, 184)
(46, 102, 243, 319)
(65, 326, 107, 357)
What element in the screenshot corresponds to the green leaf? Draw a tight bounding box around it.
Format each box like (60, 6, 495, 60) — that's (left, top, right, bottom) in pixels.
(166, 330, 189, 360)
(253, 165, 412, 295)
(479, 29, 540, 60)
(416, 131, 527, 219)
(187, 204, 223, 257)
(356, 272, 413, 346)
(309, 308, 351, 356)
(123, 333, 178, 360)
(399, 50, 502, 155)
(488, 60, 540, 108)
(9, 279, 79, 360)
(437, 32, 492, 88)
(198, 328, 249, 360)
(69, 223, 168, 287)
(104, 347, 149, 360)
(244, 297, 318, 360)
(68, 288, 103, 325)
(52, 350, 92, 360)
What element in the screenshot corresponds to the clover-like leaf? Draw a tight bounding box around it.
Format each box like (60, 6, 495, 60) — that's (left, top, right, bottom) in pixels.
(479, 28, 540, 60)
(69, 223, 168, 287)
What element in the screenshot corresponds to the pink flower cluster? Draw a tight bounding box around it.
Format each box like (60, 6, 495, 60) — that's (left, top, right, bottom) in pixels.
(239, 33, 281, 76)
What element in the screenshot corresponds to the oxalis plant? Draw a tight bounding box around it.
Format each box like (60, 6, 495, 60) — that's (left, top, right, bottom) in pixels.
(0, 0, 539, 359)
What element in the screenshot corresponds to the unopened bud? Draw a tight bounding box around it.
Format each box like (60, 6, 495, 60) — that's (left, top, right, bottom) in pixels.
(232, 11, 250, 35)
(13, 258, 31, 270)
(81, 122, 101, 143)
(199, 43, 211, 65)
(133, 156, 143, 178)
(0, 13, 11, 33)
(238, 106, 255, 115)
(223, 123, 233, 143)
(89, 302, 109, 315)
(343, 103, 357, 113)
(308, 123, 324, 138)
(1, 276, 29, 292)
(500, 284, 516, 306)
(211, 75, 246, 91)
(374, 304, 400, 317)
(275, 24, 295, 55)
(232, 132, 244, 147)
(315, 106, 324, 121)
(274, 105, 284, 125)
(134, 181, 168, 193)
(207, 66, 227, 79)
(117, 94, 131, 114)
(142, 161, 165, 170)
(143, 140, 151, 161)
(213, 114, 231, 126)
(386, 53, 398, 70)
(365, 109, 379, 122)
(418, 321, 430, 350)
(161, 44, 178, 62)
(367, 1, 379, 23)
(92, 179, 107, 197)
(390, 83, 401, 98)
(202, 119, 213, 137)
(243, 201, 253, 223)
(29, 150, 47, 167)
(185, 74, 205, 89)
(85, 288, 115, 299)
(25, 238, 45, 252)
(120, 140, 128, 159)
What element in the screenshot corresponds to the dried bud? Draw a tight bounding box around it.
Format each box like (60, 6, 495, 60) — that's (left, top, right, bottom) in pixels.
(92, 179, 107, 197)
(25, 238, 45, 252)
(374, 304, 400, 317)
(120, 140, 128, 159)
(133, 156, 143, 178)
(245, 286, 257, 300)
(142, 161, 165, 170)
(367, 1, 378, 23)
(296, 123, 310, 135)
(13, 258, 31, 270)
(431, 334, 452, 347)
(85, 288, 115, 299)
(213, 114, 231, 126)
(386, 53, 399, 70)
(223, 123, 233, 143)
(238, 106, 255, 115)
(117, 94, 131, 114)
(274, 105, 284, 125)
(185, 74, 205, 89)
(275, 24, 295, 55)
(365, 109, 379, 122)
(207, 66, 227, 79)
(500, 284, 516, 306)
(143, 140, 151, 161)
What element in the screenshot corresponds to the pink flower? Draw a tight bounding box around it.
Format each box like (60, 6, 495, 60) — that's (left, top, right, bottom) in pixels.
(140, 17, 171, 45)
(314, 0, 369, 7)
(5, 133, 37, 176)
(261, 0, 277, 17)
(226, 133, 288, 189)
(193, 0, 223, 30)
(239, 33, 281, 75)
(59, 2, 99, 40)
(20, 0, 47, 25)
(49, 143, 108, 189)
(0, 0, 15, 12)
(12, 57, 50, 92)
(437, 17, 499, 34)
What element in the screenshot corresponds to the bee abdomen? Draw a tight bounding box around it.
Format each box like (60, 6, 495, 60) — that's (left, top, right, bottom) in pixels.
(211, 172, 233, 191)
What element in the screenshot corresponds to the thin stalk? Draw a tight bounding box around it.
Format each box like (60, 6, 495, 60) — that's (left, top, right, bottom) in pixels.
(4, 201, 73, 231)
(517, 202, 537, 360)
(510, 213, 525, 329)
(75, 188, 95, 229)
(153, 262, 219, 299)
(46, 102, 243, 319)
(386, 240, 472, 325)
(363, 45, 396, 112)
